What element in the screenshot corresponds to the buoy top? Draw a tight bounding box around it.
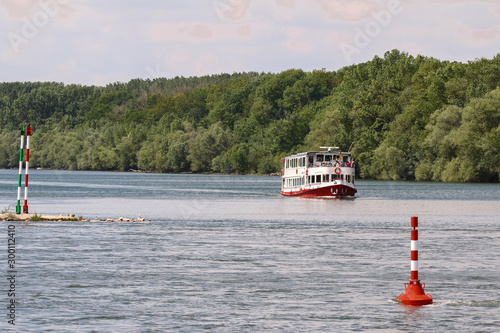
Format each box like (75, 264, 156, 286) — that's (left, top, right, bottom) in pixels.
(411, 216, 418, 228)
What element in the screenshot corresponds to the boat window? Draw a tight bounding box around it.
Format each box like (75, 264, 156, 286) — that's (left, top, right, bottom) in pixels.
(316, 154, 324, 162)
(325, 174, 330, 182)
(308, 156, 314, 166)
(316, 175, 321, 183)
(325, 155, 332, 162)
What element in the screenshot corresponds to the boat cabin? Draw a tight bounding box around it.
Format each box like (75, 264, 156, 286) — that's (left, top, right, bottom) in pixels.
(284, 151, 353, 170)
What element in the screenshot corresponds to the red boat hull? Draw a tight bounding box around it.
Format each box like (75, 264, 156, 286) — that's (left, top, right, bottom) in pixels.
(281, 183, 357, 198)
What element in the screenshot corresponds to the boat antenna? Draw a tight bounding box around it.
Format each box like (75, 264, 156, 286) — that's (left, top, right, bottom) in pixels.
(348, 142, 354, 152)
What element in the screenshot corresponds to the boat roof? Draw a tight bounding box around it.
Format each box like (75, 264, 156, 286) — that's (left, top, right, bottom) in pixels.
(285, 150, 352, 159)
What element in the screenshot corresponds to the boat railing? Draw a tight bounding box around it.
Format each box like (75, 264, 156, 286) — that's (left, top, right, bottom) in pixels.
(308, 162, 355, 168)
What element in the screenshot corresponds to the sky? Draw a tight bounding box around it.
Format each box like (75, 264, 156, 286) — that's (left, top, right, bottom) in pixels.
(0, 0, 499, 86)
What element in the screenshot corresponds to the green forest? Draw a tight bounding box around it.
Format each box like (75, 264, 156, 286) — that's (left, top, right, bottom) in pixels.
(0, 50, 499, 182)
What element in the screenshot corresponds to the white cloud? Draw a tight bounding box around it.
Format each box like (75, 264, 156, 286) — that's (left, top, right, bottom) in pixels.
(144, 21, 272, 44)
(0, 0, 39, 18)
(284, 27, 315, 52)
(449, 19, 500, 46)
(317, 0, 382, 22)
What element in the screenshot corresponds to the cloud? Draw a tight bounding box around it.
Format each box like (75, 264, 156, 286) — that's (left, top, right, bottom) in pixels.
(213, 0, 251, 21)
(456, 23, 500, 45)
(317, 0, 381, 22)
(430, 0, 498, 3)
(284, 27, 314, 52)
(0, 0, 75, 21)
(145, 21, 271, 43)
(0, 0, 38, 17)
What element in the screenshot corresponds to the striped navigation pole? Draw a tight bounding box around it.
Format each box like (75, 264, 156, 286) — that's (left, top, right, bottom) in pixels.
(16, 126, 25, 214)
(397, 216, 433, 306)
(23, 124, 31, 213)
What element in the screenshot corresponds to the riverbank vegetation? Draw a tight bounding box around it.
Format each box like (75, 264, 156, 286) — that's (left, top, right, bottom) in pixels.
(0, 50, 499, 182)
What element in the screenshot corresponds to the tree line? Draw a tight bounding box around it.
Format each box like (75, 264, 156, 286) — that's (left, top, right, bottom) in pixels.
(0, 50, 499, 182)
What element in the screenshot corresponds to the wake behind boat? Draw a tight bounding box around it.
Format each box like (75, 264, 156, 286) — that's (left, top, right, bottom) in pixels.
(280, 147, 357, 198)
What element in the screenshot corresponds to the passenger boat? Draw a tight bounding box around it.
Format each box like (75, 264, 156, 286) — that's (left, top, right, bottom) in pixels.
(280, 147, 357, 198)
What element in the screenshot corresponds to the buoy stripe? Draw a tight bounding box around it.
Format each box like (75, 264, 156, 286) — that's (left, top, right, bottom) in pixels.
(411, 260, 418, 271)
(411, 251, 418, 261)
(16, 128, 25, 214)
(411, 240, 418, 251)
(411, 229, 418, 240)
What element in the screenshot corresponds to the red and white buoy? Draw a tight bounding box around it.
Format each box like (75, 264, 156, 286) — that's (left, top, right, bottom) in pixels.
(23, 125, 31, 214)
(397, 216, 433, 306)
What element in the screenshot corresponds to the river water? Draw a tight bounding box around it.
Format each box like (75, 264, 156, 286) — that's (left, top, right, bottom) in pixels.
(0, 170, 499, 332)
